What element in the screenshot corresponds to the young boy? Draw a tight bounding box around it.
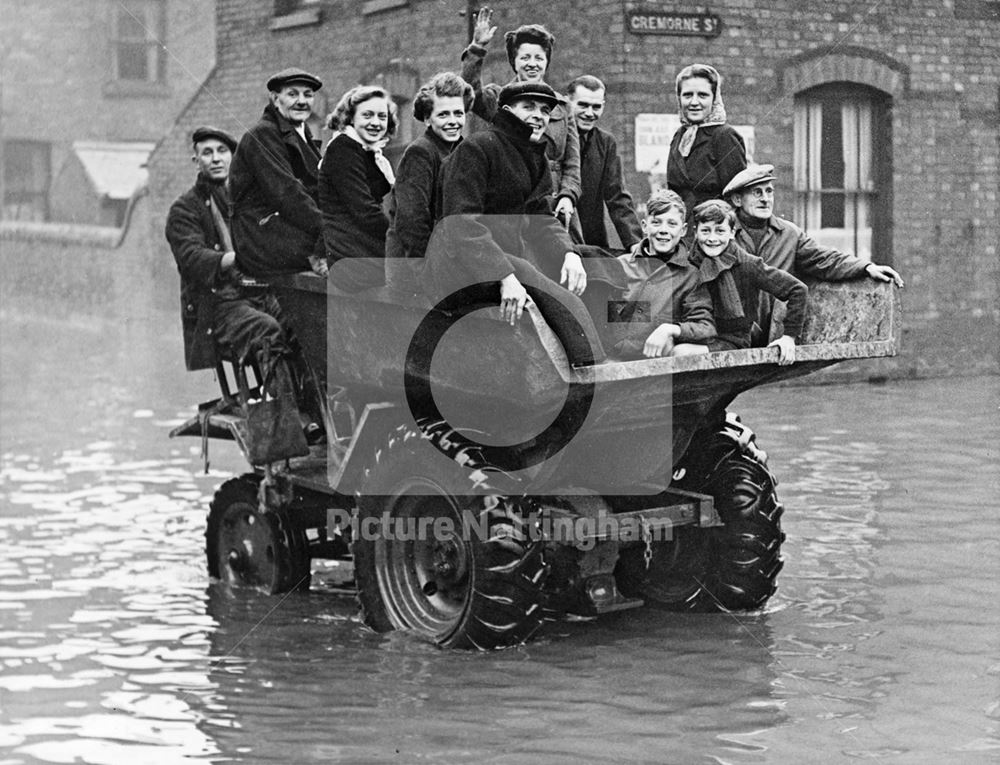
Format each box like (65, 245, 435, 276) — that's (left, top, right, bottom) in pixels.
(689, 199, 807, 365)
(609, 190, 715, 359)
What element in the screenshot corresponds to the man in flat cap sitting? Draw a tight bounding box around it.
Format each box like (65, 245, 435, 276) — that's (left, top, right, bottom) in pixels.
(166, 125, 323, 449)
(424, 81, 606, 365)
(229, 67, 326, 277)
(166, 126, 290, 374)
(723, 163, 904, 342)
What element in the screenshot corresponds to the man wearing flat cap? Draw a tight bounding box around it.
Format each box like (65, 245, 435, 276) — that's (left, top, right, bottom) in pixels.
(229, 67, 325, 277)
(461, 8, 582, 241)
(165, 126, 291, 372)
(724, 163, 904, 340)
(424, 81, 607, 365)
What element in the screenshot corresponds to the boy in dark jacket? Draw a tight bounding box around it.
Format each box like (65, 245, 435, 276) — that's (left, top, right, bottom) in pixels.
(689, 199, 807, 365)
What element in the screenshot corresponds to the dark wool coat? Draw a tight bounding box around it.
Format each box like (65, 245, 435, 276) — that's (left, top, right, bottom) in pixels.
(318, 132, 391, 262)
(432, 107, 574, 291)
(460, 42, 582, 205)
(165, 173, 227, 370)
(735, 213, 870, 341)
(386, 128, 456, 262)
(666, 123, 747, 215)
(229, 103, 322, 276)
(689, 240, 808, 349)
(578, 126, 642, 249)
(610, 239, 716, 358)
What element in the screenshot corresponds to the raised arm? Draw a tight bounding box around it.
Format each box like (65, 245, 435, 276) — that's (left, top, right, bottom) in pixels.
(460, 8, 501, 121)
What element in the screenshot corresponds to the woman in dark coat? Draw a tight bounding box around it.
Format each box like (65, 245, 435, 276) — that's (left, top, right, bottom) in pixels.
(384, 71, 473, 292)
(667, 63, 747, 217)
(319, 84, 397, 291)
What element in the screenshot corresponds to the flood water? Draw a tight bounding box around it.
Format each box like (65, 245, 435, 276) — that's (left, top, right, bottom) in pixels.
(1, 308, 998, 764)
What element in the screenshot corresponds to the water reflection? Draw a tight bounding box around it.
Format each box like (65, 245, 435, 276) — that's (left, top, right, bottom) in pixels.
(1, 309, 998, 763)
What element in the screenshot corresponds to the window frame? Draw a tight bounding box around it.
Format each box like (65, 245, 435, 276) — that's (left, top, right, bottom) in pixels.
(2, 139, 51, 222)
(793, 83, 893, 264)
(111, 0, 167, 84)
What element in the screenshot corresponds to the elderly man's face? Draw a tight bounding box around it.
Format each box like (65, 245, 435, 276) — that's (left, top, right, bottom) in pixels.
(192, 138, 232, 181)
(731, 182, 775, 221)
(503, 97, 552, 142)
(271, 83, 315, 124)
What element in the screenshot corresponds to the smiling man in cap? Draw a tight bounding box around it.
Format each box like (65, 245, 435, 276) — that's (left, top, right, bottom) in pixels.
(229, 67, 326, 277)
(724, 162, 904, 341)
(422, 80, 607, 366)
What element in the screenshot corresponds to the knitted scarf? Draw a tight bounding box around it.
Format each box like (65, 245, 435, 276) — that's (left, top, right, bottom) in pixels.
(689, 241, 744, 320)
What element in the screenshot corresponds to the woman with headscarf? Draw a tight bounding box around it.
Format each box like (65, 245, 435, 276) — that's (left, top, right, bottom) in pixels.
(666, 63, 747, 217)
(318, 84, 397, 291)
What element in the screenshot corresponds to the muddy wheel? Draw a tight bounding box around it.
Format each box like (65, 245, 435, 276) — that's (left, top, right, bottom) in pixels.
(206, 476, 311, 594)
(353, 423, 547, 649)
(617, 416, 784, 612)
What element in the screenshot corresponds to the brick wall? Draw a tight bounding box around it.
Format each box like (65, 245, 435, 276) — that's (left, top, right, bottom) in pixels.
(148, 0, 999, 377)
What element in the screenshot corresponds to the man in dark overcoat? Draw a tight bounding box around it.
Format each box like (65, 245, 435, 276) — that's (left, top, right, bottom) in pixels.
(566, 74, 642, 250)
(165, 126, 288, 371)
(424, 82, 607, 365)
(229, 67, 325, 277)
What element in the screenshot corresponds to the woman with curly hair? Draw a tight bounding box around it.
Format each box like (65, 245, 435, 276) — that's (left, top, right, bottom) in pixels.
(385, 71, 473, 292)
(319, 84, 397, 290)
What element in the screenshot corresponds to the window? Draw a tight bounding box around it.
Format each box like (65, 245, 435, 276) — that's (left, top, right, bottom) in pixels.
(794, 84, 892, 261)
(112, 0, 165, 82)
(2, 141, 50, 221)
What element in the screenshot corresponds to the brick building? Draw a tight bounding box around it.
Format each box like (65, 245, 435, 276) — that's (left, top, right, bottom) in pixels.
(147, 0, 999, 377)
(1, 0, 215, 225)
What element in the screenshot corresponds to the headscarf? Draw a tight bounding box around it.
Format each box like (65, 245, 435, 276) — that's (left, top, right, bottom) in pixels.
(676, 64, 728, 158)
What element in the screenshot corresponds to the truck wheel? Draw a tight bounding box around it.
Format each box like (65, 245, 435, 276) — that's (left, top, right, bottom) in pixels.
(353, 423, 547, 649)
(687, 448, 784, 611)
(617, 420, 784, 612)
(206, 476, 311, 594)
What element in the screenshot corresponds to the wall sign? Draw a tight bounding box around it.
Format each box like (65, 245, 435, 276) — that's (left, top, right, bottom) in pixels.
(626, 11, 722, 37)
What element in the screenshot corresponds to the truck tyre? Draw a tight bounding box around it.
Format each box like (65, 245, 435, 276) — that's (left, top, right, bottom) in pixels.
(353, 422, 548, 649)
(206, 475, 311, 594)
(617, 417, 784, 612)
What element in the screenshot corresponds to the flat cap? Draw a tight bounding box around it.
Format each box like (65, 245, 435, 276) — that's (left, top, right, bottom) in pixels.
(191, 126, 237, 152)
(266, 67, 322, 92)
(498, 81, 560, 108)
(723, 163, 776, 197)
